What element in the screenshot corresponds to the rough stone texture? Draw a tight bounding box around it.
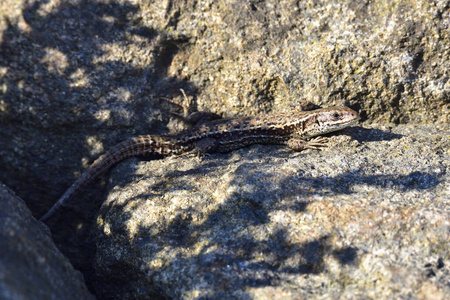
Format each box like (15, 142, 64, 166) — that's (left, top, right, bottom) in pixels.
(0, 182, 94, 300)
(94, 124, 449, 299)
(0, 0, 448, 299)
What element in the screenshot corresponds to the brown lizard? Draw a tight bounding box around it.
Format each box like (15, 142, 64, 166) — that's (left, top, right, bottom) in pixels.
(40, 105, 359, 222)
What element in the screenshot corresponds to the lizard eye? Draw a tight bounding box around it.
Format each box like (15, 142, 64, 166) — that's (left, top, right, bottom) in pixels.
(332, 112, 341, 120)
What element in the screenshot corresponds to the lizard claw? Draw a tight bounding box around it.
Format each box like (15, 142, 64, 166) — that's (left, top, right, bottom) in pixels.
(304, 137, 328, 150)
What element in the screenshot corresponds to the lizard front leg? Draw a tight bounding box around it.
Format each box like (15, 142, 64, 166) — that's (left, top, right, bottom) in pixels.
(286, 137, 327, 151)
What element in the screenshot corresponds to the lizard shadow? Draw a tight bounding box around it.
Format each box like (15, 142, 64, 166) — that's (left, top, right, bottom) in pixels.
(351, 126, 404, 143)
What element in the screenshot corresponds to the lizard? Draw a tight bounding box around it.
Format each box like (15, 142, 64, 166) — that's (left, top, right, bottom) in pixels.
(39, 105, 359, 222)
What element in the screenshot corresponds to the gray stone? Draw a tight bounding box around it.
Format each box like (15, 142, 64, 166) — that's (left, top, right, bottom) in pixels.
(0, 183, 94, 300)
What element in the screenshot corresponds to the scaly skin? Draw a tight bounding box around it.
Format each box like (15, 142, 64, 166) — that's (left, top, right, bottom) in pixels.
(40, 106, 359, 222)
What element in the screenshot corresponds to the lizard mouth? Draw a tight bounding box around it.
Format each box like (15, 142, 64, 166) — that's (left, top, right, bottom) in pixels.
(329, 116, 359, 131)
(310, 114, 359, 137)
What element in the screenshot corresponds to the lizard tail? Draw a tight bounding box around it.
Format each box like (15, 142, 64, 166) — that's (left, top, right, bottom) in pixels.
(39, 135, 179, 222)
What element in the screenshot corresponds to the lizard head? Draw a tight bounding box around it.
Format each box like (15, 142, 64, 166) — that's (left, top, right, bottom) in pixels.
(304, 106, 359, 138)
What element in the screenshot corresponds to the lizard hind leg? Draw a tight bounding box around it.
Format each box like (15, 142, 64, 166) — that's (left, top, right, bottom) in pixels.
(172, 137, 219, 159)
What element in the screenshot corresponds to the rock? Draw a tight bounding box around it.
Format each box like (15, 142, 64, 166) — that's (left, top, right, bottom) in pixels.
(0, 0, 448, 299)
(0, 182, 94, 300)
(94, 124, 449, 299)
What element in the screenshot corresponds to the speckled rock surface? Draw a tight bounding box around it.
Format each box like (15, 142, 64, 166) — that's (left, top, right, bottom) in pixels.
(0, 182, 94, 300)
(95, 124, 449, 299)
(0, 0, 448, 299)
